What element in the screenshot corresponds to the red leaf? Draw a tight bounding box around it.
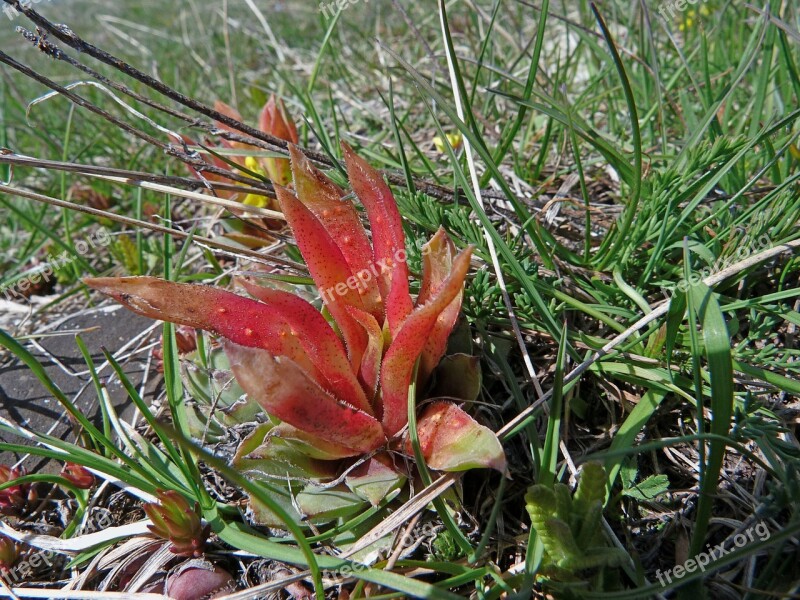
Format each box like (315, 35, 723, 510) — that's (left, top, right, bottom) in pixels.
(240, 279, 373, 415)
(83, 277, 324, 385)
(378, 246, 473, 437)
(345, 305, 384, 406)
(225, 344, 385, 453)
(258, 95, 298, 186)
(274, 185, 368, 369)
(259, 95, 299, 145)
(409, 401, 505, 472)
(417, 227, 464, 383)
(341, 142, 412, 334)
(289, 145, 383, 320)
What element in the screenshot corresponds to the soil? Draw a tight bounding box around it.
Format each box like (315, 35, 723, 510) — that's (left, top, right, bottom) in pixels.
(0, 304, 160, 472)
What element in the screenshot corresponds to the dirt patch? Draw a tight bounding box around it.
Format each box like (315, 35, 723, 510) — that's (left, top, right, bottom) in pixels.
(0, 304, 161, 471)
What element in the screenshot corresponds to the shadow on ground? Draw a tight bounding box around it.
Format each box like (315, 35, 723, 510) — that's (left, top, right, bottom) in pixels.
(0, 305, 162, 471)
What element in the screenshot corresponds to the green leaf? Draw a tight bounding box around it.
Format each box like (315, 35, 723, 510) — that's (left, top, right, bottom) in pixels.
(686, 280, 734, 562)
(621, 474, 670, 501)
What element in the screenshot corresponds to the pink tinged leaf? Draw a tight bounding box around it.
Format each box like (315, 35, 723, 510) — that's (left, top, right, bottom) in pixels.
(289, 145, 383, 320)
(417, 227, 464, 383)
(259, 94, 299, 145)
(259, 96, 298, 186)
(225, 343, 386, 453)
(345, 306, 385, 405)
(83, 277, 323, 384)
(341, 142, 412, 334)
(270, 423, 362, 459)
(240, 279, 373, 415)
(345, 453, 406, 506)
(407, 401, 506, 472)
(379, 246, 474, 438)
(274, 184, 368, 369)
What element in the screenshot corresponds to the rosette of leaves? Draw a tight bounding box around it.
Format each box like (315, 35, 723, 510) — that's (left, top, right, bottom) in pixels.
(143, 490, 210, 557)
(0, 466, 36, 515)
(525, 463, 628, 581)
(85, 143, 505, 526)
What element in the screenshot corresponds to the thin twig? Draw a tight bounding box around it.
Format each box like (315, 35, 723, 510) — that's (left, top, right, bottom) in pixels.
(0, 46, 265, 192)
(1, 0, 513, 203)
(0, 152, 274, 199)
(0, 183, 305, 273)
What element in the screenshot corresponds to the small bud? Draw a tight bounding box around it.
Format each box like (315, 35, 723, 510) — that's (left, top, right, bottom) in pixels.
(60, 463, 95, 490)
(143, 491, 209, 557)
(258, 94, 298, 186)
(0, 536, 20, 574)
(0, 466, 31, 513)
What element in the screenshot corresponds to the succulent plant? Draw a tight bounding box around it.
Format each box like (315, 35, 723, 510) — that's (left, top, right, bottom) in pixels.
(0, 535, 20, 575)
(0, 466, 35, 514)
(525, 463, 628, 580)
(85, 143, 505, 525)
(143, 490, 210, 557)
(60, 463, 95, 490)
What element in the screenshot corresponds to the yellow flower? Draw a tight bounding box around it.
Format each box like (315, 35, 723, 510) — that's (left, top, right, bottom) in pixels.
(240, 157, 270, 208)
(433, 133, 463, 154)
(244, 156, 264, 177)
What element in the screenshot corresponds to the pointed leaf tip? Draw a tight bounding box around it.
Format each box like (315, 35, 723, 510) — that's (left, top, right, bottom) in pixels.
(409, 401, 506, 472)
(379, 245, 474, 437)
(341, 142, 412, 333)
(83, 276, 323, 384)
(258, 95, 298, 185)
(418, 227, 463, 382)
